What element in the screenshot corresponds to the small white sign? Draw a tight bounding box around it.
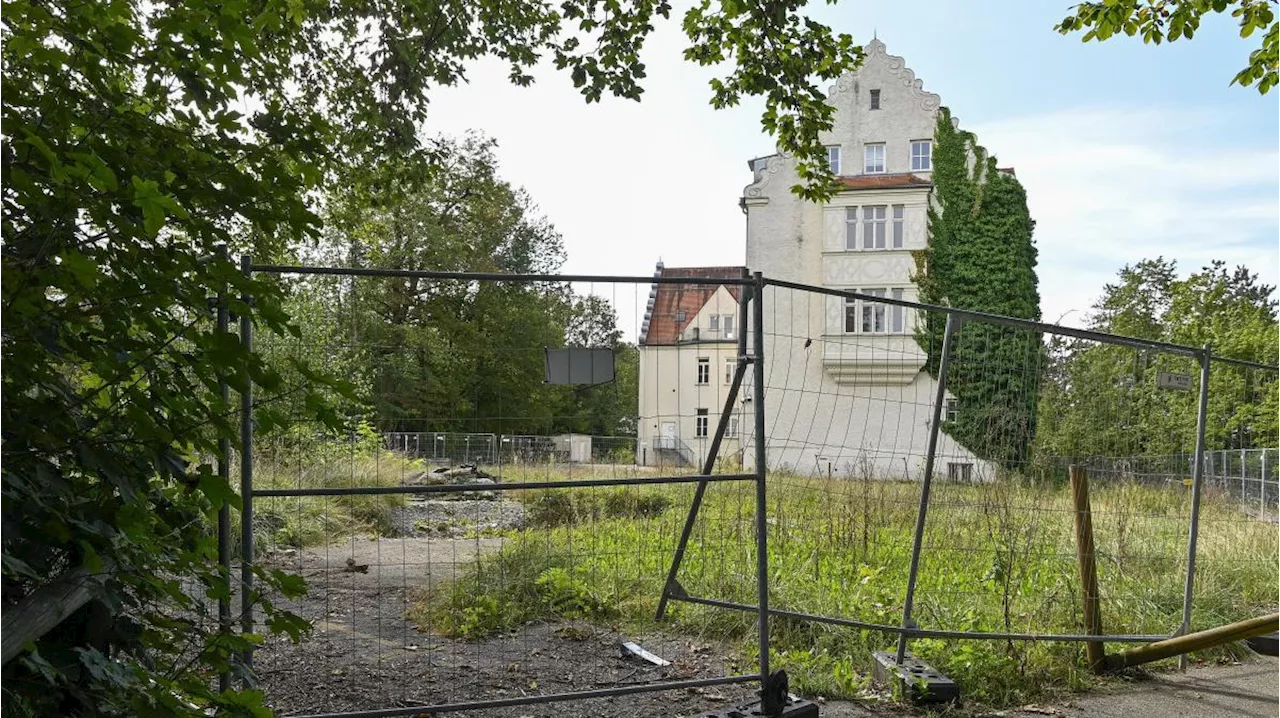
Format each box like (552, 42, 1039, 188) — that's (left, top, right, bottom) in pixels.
(1157, 372, 1192, 391)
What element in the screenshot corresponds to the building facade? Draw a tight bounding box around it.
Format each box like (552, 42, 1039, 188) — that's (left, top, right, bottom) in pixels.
(741, 39, 987, 480)
(636, 264, 750, 469)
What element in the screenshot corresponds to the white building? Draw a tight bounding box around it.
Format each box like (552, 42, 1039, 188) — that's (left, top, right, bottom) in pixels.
(741, 39, 987, 481)
(636, 264, 750, 469)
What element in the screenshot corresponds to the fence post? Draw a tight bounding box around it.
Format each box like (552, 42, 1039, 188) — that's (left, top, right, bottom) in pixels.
(215, 246, 232, 693)
(1179, 346, 1211, 669)
(895, 312, 961, 665)
(238, 254, 256, 684)
(1263, 449, 1269, 513)
(751, 271, 770, 685)
(1070, 466, 1106, 672)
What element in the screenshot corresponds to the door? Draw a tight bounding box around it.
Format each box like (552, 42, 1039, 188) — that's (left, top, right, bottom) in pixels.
(659, 421, 677, 449)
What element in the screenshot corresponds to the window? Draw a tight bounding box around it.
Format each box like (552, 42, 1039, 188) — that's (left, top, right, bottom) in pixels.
(891, 288, 905, 333)
(696, 408, 709, 438)
(723, 315, 734, 338)
(724, 357, 736, 385)
(827, 146, 841, 175)
(947, 462, 973, 482)
(696, 357, 710, 385)
(911, 140, 932, 171)
(862, 205, 887, 249)
(945, 398, 958, 423)
(709, 315, 719, 330)
(845, 207, 858, 250)
(845, 288, 907, 334)
(892, 205, 905, 248)
(726, 416, 739, 438)
(862, 288, 887, 333)
(869, 89, 881, 110)
(675, 310, 687, 323)
(864, 143, 886, 173)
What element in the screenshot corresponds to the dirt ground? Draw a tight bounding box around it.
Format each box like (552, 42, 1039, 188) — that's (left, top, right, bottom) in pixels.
(256, 499, 778, 717)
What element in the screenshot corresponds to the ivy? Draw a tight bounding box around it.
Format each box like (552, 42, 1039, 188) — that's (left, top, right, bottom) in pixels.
(914, 108, 1043, 469)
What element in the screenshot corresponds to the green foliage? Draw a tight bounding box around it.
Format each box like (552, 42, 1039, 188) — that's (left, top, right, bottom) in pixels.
(915, 107, 1043, 467)
(1034, 259, 1279, 458)
(521, 488, 672, 527)
(1056, 0, 1278, 93)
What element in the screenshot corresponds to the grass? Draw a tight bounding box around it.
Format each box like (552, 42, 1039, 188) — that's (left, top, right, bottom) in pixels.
(247, 444, 417, 553)
(410, 470, 1277, 707)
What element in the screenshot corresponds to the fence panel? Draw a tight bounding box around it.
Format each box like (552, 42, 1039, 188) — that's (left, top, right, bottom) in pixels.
(244, 268, 764, 717)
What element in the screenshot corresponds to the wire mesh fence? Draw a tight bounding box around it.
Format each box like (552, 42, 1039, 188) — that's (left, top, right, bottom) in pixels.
(218, 261, 1277, 715)
(238, 266, 766, 717)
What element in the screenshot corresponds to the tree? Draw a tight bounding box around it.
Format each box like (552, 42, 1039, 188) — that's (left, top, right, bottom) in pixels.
(914, 108, 1043, 469)
(2, 0, 862, 713)
(1033, 259, 1279, 460)
(1055, 0, 1279, 93)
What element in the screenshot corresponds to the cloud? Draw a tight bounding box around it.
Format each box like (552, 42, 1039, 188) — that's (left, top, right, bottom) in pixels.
(971, 108, 1279, 327)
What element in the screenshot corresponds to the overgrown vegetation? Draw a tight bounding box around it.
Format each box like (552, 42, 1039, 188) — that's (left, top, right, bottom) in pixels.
(419, 476, 1277, 707)
(915, 107, 1043, 468)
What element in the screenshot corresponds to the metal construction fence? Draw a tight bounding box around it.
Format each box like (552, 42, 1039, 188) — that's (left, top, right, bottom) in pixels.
(207, 260, 1278, 717)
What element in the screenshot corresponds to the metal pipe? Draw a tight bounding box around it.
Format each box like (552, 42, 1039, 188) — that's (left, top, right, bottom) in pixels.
(1179, 346, 1211, 663)
(238, 254, 255, 683)
(215, 246, 231, 693)
(896, 312, 961, 664)
(655, 269, 754, 621)
(249, 264, 753, 286)
(1106, 613, 1279, 671)
(1209, 355, 1280, 372)
(751, 271, 769, 683)
(667, 593, 1169, 643)
(763, 278, 1204, 359)
(288, 674, 760, 718)
(256, 473, 755, 497)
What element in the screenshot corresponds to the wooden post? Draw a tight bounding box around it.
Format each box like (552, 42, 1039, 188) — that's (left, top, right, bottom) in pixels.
(1070, 465, 1106, 672)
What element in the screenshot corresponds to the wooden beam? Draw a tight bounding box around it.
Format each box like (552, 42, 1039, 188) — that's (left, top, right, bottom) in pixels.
(1070, 465, 1106, 672)
(2, 559, 114, 665)
(1106, 613, 1279, 671)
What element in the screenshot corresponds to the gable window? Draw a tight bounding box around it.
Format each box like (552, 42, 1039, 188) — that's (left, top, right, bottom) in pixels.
(864, 143, 885, 173)
(675, 310, 687, 323)
(696, 357, 710, 385)
(845, 207, 858, 250)
(945, 398, 958, 423)
(709, 315, 719, 331)
(892, 204, 905, 248)
(724, 357, 736, 385)
(695, 408, 709, 438)
(723, 315, 735, 338)
(947, 462, 973, 482)
(911, 140, 932, 171)
(862, 205, 887, 249)
(827, 146, 842, 175)
(869, 89, 881, 110)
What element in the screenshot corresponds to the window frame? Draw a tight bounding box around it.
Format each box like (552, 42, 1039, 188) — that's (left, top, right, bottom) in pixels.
(864, 143, 886, 174)
(892, 204, 905, 249)
(862, 205, 887, 250)
(910, 140, 932, 171)
(709, 314, 719, 331)
(724, 357, 736, 385)
(723, 315, 735, 338)
(695, 408, 709, 438)
(845, 207, 858, 250)
(843, 287, 910, 335)
(945, 398, 958, 423)
(696, 357, 710, 385)
(827, 145, 842, 175)
(869, 89, 881, 110)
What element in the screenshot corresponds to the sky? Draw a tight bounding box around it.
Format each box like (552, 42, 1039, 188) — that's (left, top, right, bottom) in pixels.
(423, 1, 1279, 337)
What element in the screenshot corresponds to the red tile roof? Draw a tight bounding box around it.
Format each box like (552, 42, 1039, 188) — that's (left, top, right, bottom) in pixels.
(641, 265, 746, 346)
(838, 173, 932, 190)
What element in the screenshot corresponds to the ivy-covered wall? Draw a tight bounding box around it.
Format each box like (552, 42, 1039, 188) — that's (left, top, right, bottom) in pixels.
(914, 107, 1043, 468)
